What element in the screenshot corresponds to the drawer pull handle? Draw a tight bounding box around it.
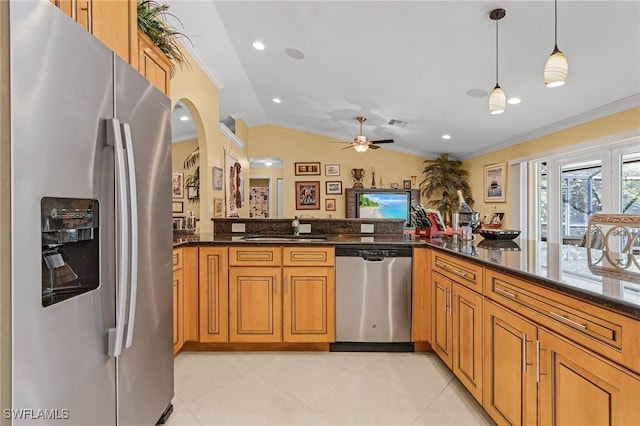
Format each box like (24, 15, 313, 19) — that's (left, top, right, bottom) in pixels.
(435, 261, 469, 279)
(549, 311, 587, 330)
(494, 287, 517, 299)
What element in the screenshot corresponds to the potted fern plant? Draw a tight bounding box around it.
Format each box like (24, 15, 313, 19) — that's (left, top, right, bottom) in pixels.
(137, 0, 190, 74)
(419, 153, 474, 226)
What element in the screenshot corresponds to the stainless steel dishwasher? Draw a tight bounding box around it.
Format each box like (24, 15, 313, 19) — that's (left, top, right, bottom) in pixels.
(333, 245, 413, 351)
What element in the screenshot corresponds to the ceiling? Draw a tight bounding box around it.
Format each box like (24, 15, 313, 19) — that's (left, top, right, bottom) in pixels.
(167, 1, 640, 159)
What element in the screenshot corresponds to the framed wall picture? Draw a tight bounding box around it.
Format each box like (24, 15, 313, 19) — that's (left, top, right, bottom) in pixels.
(212, 166, 223, 191)
(172, 172, 183, 198)
(187, 185, 199, 200)
(325, 181, 342, 195)
(403, 179, 412, 189)
(172, 201, 183, 213)
(295, 181, 320, 210)
(295, 162, 321, 176)
(325, 198, 336, 211)
(325, 164, 340, 176)
(213, 197, 223, 217)
(484, 162, 506, 202)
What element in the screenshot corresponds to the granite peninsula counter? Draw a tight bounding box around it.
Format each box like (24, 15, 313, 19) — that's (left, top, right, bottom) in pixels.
(173, 231, 640, 319)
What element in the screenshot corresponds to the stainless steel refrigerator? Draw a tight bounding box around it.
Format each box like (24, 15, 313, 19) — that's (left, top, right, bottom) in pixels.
(9, 2, 173, 424)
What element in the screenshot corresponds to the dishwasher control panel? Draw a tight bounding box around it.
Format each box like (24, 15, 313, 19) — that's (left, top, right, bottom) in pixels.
(335, 245, 412, 258)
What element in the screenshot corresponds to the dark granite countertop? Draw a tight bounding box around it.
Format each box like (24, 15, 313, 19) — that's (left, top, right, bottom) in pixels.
(173, 232, 640, 319)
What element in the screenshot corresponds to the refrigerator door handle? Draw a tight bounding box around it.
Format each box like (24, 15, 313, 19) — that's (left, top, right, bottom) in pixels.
(121, 122, 139, 349)
(107, 118, 130, 358)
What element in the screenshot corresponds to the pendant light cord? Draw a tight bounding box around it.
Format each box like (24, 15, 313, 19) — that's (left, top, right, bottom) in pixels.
(495, 18, 499, 85)
(554, 0, 558, 47)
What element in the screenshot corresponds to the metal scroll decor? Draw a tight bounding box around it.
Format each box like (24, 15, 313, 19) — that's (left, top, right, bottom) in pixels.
(586, 214, 640, 280)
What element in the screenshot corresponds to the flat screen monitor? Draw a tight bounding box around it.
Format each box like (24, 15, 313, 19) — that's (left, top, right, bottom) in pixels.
(356, 191, 411, 225)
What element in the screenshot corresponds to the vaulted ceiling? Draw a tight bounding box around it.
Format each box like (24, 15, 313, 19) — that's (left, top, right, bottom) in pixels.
(168, 1, 640, 158)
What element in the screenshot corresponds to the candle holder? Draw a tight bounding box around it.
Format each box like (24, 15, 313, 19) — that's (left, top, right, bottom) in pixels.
(371, 171, 376, 188)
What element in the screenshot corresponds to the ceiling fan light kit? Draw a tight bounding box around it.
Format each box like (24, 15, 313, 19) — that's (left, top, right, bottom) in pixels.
(489, 8, 507, 115)
(544, 0, 568, 87)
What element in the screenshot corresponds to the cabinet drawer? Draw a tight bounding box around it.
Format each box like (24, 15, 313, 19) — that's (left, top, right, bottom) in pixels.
(172, 248, 183, 271)
(229, 246, 281, 266)
(485, 268, 640, 374)
(282, 246, 335, 267)
(432, 251, 483, 292)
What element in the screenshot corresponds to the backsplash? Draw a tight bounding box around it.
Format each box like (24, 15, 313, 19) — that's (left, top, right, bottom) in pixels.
(211, 218, 405, 235)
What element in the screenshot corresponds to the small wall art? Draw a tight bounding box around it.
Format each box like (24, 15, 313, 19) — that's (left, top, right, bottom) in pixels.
(325, 198, 336, 211)
(295, 162, 321, 176)
(295, 181, 320, 210)
(403, 179, 412, 189)
(172, 172, 183, 198)
(326, 181, 343, 195)
(172, 201, 183, 213)
(212, 166, 223, 191)
(213, 197, 223, 217)
(325, 164, 340, 176)
(484, 162, 506, 202)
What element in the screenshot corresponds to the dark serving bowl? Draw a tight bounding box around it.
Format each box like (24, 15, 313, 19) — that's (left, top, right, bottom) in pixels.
(477, 239, 521, 251)
(478, 229, 521, 240)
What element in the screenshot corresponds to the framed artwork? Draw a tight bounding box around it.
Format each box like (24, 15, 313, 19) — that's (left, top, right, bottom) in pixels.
(212, 166, 223, 191)
(295, 162, 321, 176)
(325, 198, 336, 211)
(295, 181, 320, 210)
(484, 162, 506, 202)
(325, 181, 342, 195)
(187, 186, 199, 200)
(172, 201, 183, 213)
(325, 164, 340, 176)
(213, 197, 223, 217)
(172, 172, 183, 198)
(403, 179, 412, 189)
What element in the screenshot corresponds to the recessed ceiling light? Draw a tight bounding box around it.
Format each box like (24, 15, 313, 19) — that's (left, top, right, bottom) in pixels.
(285, 48, 305, 60)
(466, 88, 488, 98)
(179, 115, 189, 121)
(264, 161, 273, 167)
(252, 41, 265, 51)
(272, 98, 281, 104)
(442, 134, 452, 140)
(507, 97, 522, 105)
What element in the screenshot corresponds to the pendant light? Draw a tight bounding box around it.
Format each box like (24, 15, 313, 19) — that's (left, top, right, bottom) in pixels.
(544, 0, 568, 87)
(489, 9, 506, 115)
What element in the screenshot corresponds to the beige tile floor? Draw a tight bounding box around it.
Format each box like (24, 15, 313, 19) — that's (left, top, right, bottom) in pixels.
(167, 351, 495, 426)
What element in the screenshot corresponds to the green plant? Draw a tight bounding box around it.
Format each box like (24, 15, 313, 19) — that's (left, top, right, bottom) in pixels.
(137, 0, 191, 75)
(419, 153, 474, 225)
(183, 147, 199, 203)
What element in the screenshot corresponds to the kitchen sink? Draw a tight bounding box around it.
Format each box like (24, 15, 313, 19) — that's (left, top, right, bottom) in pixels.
(239, 234, 327, 242)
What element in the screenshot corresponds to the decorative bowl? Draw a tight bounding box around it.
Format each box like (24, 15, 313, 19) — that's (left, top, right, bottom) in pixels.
(478, 229, 521, 240)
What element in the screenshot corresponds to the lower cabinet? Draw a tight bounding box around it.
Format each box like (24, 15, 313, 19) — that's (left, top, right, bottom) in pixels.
(229, 267, 282, 343)
(483, 300, 537, 426)
(431, 271, 483, 402)
(199, 247, 228, 343)
(172, 248, 184, 355)
(282, 267, 335, 342)
(538, 328, 640, 426)
(484, 299, 640, 426)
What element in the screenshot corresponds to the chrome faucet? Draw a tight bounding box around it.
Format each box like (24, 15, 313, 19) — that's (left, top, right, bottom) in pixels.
(292, 216, 300, 236)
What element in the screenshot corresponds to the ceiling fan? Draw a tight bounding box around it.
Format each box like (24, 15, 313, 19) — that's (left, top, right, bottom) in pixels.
(339, 116, 394, 152)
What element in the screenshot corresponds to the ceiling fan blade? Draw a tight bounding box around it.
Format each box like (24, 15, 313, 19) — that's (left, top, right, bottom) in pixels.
(369, 144, 381, 149)
(371, 139, 394, 144)
(341, 145, 354, 150)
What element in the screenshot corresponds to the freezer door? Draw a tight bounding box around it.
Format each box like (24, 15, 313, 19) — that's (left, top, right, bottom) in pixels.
(113, 57, 174, 425)
(10, 2, 116, 425)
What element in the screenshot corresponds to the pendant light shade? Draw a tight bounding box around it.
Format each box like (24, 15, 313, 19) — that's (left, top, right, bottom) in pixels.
(489, 84, 506, 114)
(489, 9, 506, 114)
(353, 144, 369, 153)
(544, 0, 568, 87)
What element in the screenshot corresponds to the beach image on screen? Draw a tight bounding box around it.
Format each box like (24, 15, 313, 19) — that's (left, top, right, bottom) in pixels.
(358, 193, 409, 221)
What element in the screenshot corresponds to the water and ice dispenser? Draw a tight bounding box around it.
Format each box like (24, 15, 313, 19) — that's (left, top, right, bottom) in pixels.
(41, 197, 100, 307)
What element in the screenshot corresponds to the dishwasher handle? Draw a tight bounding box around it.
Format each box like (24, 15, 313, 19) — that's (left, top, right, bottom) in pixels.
(363, 256, 385, 262)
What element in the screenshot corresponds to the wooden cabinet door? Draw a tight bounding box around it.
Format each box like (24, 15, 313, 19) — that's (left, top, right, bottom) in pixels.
(538, 329, 640, 426)
(198, 247, 228, 343)
(172, 270, 183, 355)
(182, 246, 199, 342)
(483, 301, 538, 426)
(282, 267, 335, 343)
(229, 267, 282, 343)
(412, 247, 431, 343)
(431, 272, 452, 367)
(138, 30, 172, 96)
(452, 283, 483, 403)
